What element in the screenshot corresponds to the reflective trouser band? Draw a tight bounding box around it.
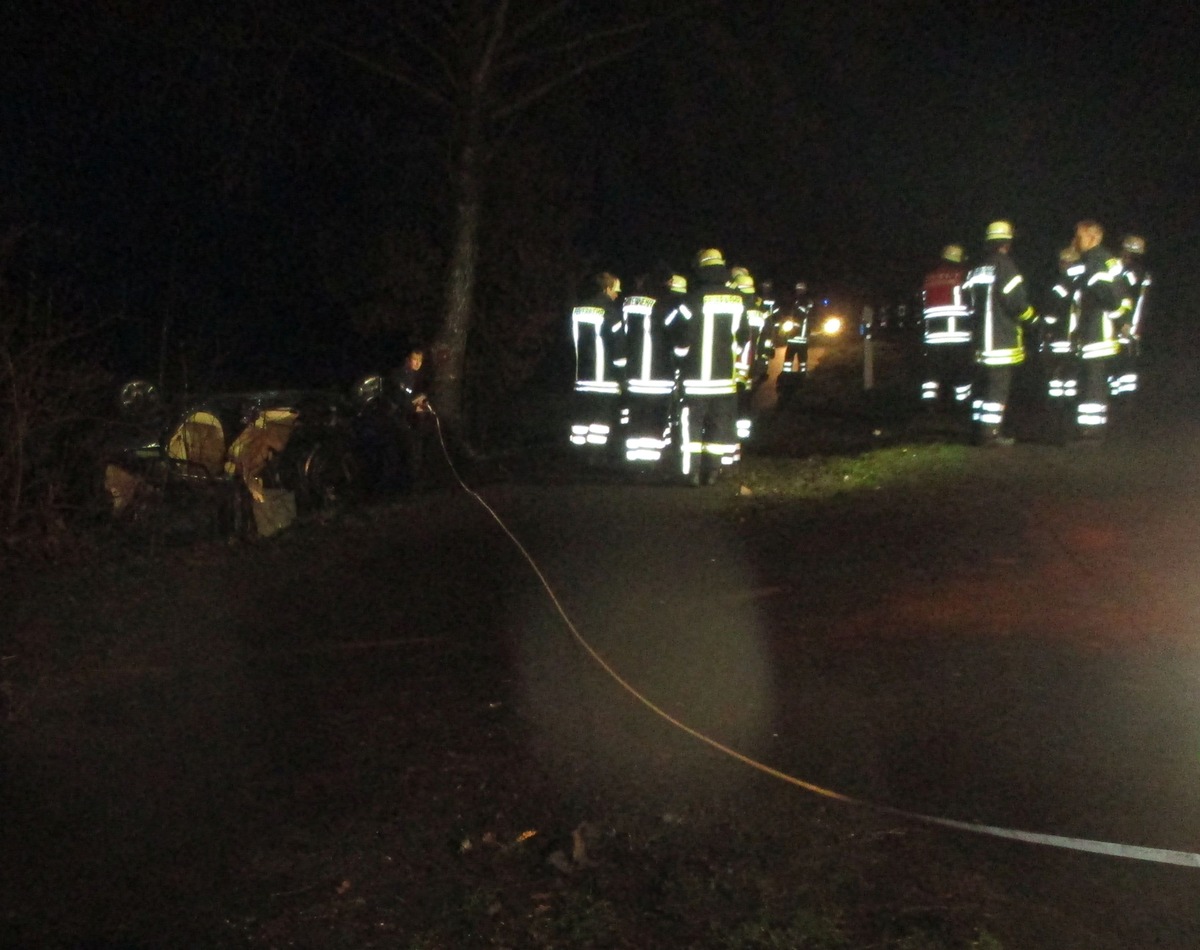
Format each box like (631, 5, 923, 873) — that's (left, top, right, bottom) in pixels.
(971, 400, 1004, 425)
(570, 422, 611, 446)
(1108, 373, 1138, 395)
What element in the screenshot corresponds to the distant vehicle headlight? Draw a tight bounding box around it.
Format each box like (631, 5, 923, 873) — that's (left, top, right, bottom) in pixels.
(821, 316, 843, 336)
(780, 319, 797, 334)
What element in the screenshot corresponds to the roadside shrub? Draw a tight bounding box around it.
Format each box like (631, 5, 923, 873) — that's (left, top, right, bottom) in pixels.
(0, 227, 113, 549)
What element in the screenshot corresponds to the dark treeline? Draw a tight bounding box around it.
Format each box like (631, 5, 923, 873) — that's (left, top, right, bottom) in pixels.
(3, 1, 1197, 400)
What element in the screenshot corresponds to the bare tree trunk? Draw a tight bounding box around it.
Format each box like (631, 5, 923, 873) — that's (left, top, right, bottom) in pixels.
(432, 112, 483, 433)
(1, 346, 25, 529)
(316, 1, 660, 435)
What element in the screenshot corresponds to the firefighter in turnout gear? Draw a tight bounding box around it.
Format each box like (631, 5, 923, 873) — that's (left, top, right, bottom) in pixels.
(755, 279, 779, 380)
(775, 280, 812, 405)
(569, 271, 626, 459)
(962, 220, 1036, 446)
(621, 273, 686, 466)
(669, 248, 745, 485)
(1043, 246, 1086, 430)
(1072, 220, 1123, 437)
(920, 244, 973, 412)
(1111, 234, 1149, 401)
(729, 267, 763, 442)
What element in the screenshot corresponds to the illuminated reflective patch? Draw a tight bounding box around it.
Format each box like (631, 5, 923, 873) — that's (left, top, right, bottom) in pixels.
(1077, 401, 1107, 426)
(1108, 373, 1138, 396)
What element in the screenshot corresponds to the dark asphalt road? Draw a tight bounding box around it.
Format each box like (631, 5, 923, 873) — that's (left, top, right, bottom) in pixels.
(4, 375, 1200, 946)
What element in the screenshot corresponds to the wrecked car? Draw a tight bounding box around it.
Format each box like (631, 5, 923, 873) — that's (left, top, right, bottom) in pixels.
(103, 381, 366, 538)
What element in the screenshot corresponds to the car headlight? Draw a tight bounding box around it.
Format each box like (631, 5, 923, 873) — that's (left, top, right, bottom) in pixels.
(821, 316, 843, 336)
(780, 319, 797, 334)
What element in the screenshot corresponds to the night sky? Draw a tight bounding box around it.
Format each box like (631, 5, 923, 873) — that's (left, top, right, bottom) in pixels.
(3, 0, 1198, 386)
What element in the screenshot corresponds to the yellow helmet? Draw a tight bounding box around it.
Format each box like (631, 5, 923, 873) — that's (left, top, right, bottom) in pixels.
(985, 220, 1014, 242)
(732, 272, 755, 293)
(942, 244, 964, 263)
(668, 274, 688, 293)
(1122, 234, 1145, 255)
(695, 248, 726, 268)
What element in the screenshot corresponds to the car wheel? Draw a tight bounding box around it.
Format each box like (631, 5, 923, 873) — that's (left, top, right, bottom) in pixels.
(300, 442, 361, 512)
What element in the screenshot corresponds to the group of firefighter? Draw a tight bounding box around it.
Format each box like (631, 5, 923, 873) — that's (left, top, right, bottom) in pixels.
(568, 219, 1150, 477)
(568, 248, 797, 485)
(921, 219, 1150, 445)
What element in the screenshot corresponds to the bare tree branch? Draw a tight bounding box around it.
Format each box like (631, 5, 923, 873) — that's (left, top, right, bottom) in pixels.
(494, 34, 653, 120)
(375, 13, 461, 96)
(498, 17, 655, 76)
(313, 34, 453, 111)
(471, 0, 511, 93)
(503, 0, 577, 47)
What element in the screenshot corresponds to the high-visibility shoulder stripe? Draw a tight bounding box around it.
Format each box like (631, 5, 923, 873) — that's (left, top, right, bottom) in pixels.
(664, 305, 692, 325)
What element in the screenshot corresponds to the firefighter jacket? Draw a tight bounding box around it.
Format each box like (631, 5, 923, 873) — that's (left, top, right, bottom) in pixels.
(755, 292, 778, 373)
(733, 289, 766, 384)
(1046, 260, 1086, 355)
(785, 294, 812, 347)
(1118, 261, 1151, 340)
(391, 360, 431, 420)
(671, 282, 745, 397)
(1077, 245, 1123, 360)
(622, 294, 677, 397)
(963, 249, 1034, 366)
(921, 260, 971, 346)
(571, 293, 625, 395)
